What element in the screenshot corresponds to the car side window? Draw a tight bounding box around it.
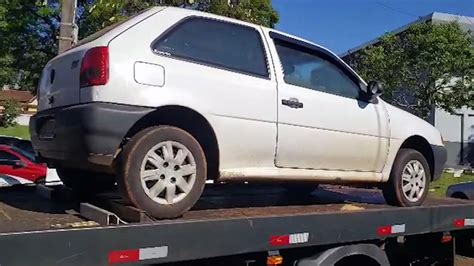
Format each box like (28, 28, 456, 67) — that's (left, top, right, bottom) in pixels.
(0, 151, 19, 162)
(274, 41, 361, 99)
(153, 17, 269, 78)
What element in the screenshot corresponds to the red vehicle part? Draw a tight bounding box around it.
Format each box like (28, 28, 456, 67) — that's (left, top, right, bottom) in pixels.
(0, 145, 46, 183)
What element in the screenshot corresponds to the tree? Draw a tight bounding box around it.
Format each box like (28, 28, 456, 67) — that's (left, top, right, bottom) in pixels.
(0, 0, 60, 91)
(346, 22, 474, 118)
(79, 0, 279, 40)
(208, 0, 279, 28)
(77, 0, 150, 39)
(0, 99, 20, 127)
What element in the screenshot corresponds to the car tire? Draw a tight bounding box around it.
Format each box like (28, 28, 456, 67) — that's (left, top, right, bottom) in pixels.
(56, 168, 116, 197)
(118, 126, 207, 219)
(285, 184, 318, 196)
(383, 148, 430, 207)
(34, 177, 46, 185)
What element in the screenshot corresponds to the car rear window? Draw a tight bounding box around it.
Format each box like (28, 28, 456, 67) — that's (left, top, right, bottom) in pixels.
(152, 17, 269, 78)
(11, 146, 35, 162)
(0, 151, 19, 161)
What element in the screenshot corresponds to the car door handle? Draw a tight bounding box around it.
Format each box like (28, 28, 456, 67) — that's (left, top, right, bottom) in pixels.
(282, 98, 304, 109)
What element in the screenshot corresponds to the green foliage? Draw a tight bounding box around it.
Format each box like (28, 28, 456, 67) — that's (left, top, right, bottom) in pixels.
(79, 0, 278, 39)
(0, 0, 60, 91)
(78, 0, 151, 39)
(347, 22, 474, 118)
(0, 99, 20, 128)
(208, 0, 279, 28)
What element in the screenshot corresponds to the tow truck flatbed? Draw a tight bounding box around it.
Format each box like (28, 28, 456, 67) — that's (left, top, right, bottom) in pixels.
(1, 184, 474, 265)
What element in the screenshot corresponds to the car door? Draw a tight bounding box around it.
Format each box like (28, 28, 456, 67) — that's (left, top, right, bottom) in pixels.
(0, 150, 23, 177)
(10, 146, 46, 181)
(137, 15, 277, 170)
(268, 33, 389, 172)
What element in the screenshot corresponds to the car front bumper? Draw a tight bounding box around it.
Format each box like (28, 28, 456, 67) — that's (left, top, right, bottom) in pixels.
(431, 144, 447, 181)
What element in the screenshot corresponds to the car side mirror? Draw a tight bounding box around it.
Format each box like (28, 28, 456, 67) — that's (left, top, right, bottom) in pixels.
(12, 160, 25, 169)
(367, 81, 384, 98)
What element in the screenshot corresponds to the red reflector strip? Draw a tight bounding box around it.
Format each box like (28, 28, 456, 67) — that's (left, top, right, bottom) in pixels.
(377, 224, 405, 236)
(377, 226, 392, 236)
(454, 219, 465, 228)
(270, 235, 290, 246)
(108, 249, 139, 264)
(269, 233, 309, 246)
(453, 218, 474, 228)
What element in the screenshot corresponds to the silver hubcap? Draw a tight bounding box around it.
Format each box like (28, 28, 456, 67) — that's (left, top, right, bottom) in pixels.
(140, 141, 196, 205)
(401, 160, 426, 202)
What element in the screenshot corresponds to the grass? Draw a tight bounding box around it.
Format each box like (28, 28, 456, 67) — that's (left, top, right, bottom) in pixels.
(430, 172, 474, 197)
(0, 125, 30, 140)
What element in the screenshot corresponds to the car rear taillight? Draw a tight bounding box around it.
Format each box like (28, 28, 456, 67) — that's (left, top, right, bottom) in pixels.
(80, 47, 109, 88)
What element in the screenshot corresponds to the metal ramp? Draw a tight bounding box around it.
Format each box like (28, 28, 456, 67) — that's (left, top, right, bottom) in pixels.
(36, 184, 155, 226)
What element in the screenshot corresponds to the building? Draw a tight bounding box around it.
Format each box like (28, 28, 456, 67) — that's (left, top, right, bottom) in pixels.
(0, 87, 37, 113)
(341, 12, 474, 168)
(0, 87, 37, 126)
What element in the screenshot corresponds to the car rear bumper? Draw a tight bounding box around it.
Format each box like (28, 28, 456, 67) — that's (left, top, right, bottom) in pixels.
(30, 102, 153, 171)
(431, 144, 447, 181)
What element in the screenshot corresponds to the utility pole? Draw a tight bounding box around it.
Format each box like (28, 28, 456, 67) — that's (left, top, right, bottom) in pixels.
(58, 0, 78, 54)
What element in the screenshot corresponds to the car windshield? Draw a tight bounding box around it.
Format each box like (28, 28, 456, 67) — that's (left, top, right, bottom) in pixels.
(11, 146, 36, 162)
(15, 140, 34, 154)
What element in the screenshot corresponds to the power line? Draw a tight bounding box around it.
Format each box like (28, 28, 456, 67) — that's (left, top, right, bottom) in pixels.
(375, 0, 422, 19)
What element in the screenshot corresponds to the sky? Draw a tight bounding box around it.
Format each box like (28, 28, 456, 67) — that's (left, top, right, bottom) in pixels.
(272, 0, 474, 55)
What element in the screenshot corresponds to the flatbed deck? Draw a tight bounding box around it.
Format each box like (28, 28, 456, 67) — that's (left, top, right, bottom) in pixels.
(1, 184, 474, 265)
(0, 184, 428, 233)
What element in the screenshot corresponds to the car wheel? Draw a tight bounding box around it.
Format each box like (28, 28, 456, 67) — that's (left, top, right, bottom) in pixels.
(56, 168, 116, 197)
(119, 126, 207, 219)
(383, 148, 430, 207)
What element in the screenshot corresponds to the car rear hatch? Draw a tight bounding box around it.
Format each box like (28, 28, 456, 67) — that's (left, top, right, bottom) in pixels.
(37, 50, 84, 111)
(37, 7, 165, 112)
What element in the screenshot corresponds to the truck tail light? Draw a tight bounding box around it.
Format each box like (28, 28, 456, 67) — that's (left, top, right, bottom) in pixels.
(267, 255, 283, 266)
(80, 47, 109, 88)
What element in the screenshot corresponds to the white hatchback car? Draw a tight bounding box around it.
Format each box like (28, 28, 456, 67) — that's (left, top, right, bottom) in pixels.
(31, 7, 447, 218)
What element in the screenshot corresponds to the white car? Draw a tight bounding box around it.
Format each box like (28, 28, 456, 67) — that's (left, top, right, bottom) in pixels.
(30, 7, 447, 218)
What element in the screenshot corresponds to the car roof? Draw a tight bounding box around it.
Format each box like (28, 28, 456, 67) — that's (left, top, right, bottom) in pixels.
(0, 135, 22, 140)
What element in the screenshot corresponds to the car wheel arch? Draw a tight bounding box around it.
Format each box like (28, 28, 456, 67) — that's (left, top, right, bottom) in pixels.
(120, 105, 220, 180)
(398, 135, 435, 180)
(34, 176, 46, 184)
(451, 192, 469, 200)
